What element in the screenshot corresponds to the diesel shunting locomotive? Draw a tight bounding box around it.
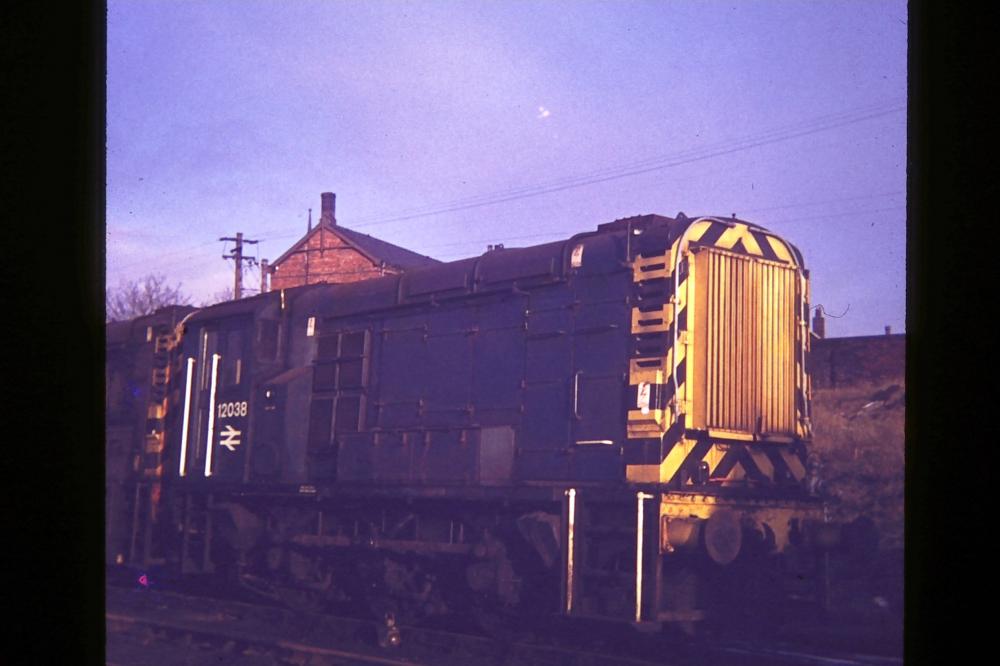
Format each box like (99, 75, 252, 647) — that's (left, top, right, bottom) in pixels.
(107, 212, 836, 630)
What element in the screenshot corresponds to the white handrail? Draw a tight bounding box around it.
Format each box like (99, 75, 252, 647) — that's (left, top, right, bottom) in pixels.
(203, 353, 221, 477)
(178, 357, 195, 476)
(635, 491, 654, 622)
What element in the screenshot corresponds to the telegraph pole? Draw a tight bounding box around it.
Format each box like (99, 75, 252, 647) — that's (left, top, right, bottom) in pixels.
(220, 232, 259, 299)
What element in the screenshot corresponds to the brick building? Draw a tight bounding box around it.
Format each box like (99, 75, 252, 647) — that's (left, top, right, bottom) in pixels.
(266, 192, 439, 291)
(810, 332, 906, 389)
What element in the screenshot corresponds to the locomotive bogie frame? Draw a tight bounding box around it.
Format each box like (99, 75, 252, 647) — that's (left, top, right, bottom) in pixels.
(160, 479, 824, 629)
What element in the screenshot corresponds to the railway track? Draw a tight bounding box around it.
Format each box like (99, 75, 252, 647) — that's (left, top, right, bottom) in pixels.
(712, 641, 904, 666)
(107, 585, 665, 666)
(107, 612, 425, 666)
(106, 583, 902, 666)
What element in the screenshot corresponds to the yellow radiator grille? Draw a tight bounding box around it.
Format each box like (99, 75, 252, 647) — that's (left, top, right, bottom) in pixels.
(694, 249, 798, 436)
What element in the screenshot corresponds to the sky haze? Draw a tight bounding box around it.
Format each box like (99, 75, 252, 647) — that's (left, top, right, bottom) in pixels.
(107, 0, 907, 336)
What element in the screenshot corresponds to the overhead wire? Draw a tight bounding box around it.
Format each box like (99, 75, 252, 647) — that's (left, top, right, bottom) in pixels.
(240, 99, 905, 241)
(345, 99, 905, 229)
(739, 190, 905, 215)
(429, 204, 907, 261)
(347, 99, 905, 224)
(108, 99, 905, 278)
(421, 197, 905, 252)
(110, 239, 220, 272)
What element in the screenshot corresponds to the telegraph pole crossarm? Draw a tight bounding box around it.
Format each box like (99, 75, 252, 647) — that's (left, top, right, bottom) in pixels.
(220, 232, 260, 299)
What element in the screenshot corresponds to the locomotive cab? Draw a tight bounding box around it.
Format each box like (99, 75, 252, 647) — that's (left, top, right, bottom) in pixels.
(172, 290, 289, 483)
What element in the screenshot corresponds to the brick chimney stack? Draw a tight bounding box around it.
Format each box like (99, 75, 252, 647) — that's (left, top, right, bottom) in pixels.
(885, 325, 892, 335)
(320, 192, 336, 227)
(812, 308, 825, 339)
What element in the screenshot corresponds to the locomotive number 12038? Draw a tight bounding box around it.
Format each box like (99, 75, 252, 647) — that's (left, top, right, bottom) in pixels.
(217, 401, 248, 418)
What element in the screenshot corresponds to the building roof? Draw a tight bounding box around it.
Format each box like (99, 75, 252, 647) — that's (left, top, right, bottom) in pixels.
(270, 219, 440, 271)
(336, 225, 440, 270)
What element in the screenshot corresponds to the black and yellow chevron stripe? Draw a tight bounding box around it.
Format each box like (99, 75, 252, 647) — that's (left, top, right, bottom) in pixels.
(625, 217, 809, 485)
(627, 435, 809, 486)
(795, 272, 813, 440)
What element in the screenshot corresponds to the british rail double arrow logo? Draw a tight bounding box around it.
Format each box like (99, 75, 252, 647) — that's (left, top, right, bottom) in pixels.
(219, 424, 242, 452)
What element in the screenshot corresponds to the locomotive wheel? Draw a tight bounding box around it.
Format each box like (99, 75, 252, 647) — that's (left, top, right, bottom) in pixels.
(704, 510, 742, 566)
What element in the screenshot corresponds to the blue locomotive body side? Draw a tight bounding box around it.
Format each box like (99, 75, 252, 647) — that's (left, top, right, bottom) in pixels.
(173, 225, 639, 490)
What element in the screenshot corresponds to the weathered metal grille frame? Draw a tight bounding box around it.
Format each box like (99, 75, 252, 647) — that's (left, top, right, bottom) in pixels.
(696, 248, 797, 436)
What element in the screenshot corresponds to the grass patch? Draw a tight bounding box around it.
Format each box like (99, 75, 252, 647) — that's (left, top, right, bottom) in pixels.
(808, 379, 904, 628)
(810, 379, 905, 551)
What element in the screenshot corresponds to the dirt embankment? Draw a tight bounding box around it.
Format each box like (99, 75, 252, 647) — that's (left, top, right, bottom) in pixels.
(809, 378, 904, 626)
(811, 380, 904, 550)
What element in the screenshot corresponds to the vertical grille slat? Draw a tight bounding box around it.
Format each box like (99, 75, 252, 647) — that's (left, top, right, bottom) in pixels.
(700, 250, 797, 436)
(735, 259, 742, 428)
(727, 253, 735, 428)
(774, 263, 780, 429)
(707, 252, 716, 424)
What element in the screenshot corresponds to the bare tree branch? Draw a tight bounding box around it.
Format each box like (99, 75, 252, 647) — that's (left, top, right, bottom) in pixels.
(105, 274, 192, 322)
(200, 286, 235, 307)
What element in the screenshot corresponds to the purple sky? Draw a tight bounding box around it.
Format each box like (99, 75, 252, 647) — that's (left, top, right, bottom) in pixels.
(107, 0, 906, 336)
